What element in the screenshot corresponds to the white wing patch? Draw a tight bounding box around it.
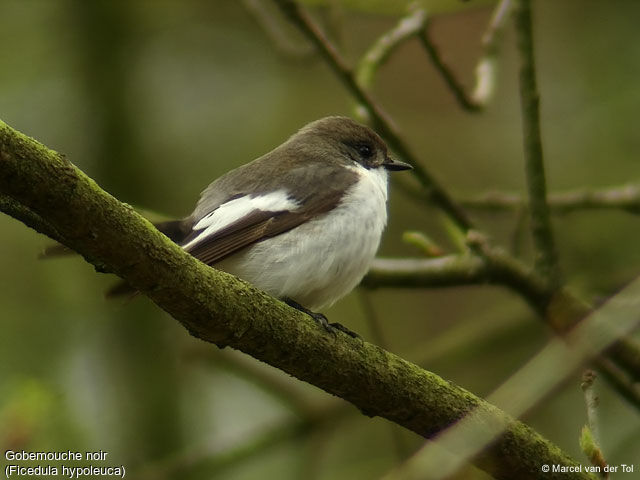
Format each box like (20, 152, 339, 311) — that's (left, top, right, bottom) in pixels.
(182, 190, 299, 251)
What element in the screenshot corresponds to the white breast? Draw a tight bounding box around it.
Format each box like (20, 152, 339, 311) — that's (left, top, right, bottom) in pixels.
(216, 164, 389, 310)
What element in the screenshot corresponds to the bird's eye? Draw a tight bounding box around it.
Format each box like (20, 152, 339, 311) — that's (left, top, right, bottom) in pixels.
(356, 143, 373, 159)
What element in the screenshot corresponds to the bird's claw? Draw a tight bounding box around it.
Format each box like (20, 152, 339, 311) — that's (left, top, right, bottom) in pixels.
(284, 298, 361, 338)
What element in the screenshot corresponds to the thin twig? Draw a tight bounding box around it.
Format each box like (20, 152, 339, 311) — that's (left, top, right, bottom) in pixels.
(417, 0, 512, 111)
(514, 0, 560, 286)
(402, 230, 445, 257)
(482, 0, 513, 50)
(364, 252, 550, 315)
(355, 0, 512, 113)
(461, 184, 640, 215)
(580, 370, 609, 479)
(581, 370, 603, 447)
(604, 335, 640, 382)
(272, 0, 472, 231)
(417, 26, 481, 112)
(356, 8, 427, 90)
(242, 0, 314, 58)
(595, 356, 640, 411)
(470, 0, 512, 106)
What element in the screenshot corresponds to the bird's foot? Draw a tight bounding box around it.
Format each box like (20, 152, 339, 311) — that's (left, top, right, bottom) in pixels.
(283, 298, 360, 339)
(327, 321, 360, 339)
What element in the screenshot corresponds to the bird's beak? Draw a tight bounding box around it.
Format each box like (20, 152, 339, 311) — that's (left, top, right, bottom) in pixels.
(383, 156, 413, 171)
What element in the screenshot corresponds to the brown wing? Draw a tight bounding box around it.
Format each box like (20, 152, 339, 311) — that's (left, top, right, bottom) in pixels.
(184, 198, 337, 266)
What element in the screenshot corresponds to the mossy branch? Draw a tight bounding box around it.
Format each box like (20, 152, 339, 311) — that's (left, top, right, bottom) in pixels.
(0, 119, 591, 479)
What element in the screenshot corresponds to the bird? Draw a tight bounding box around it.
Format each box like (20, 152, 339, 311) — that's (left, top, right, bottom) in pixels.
(86, 116, 412, 334)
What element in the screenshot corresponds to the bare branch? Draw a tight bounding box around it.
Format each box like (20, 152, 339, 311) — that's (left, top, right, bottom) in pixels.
(515, 0, 560, 286)
(470, 0, 512, 106)
(462, 185, 640, 215)
(243, 0, 314, 58)
(416, 0, 512, 111)
(417, 25, 482, 112)
(364, 250, 550, 315)
(580, 371, 609, 479)
(356, 8, 427, 90)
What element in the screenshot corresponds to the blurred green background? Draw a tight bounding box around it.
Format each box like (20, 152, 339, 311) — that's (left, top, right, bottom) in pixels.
(1, 1, 639, 479)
